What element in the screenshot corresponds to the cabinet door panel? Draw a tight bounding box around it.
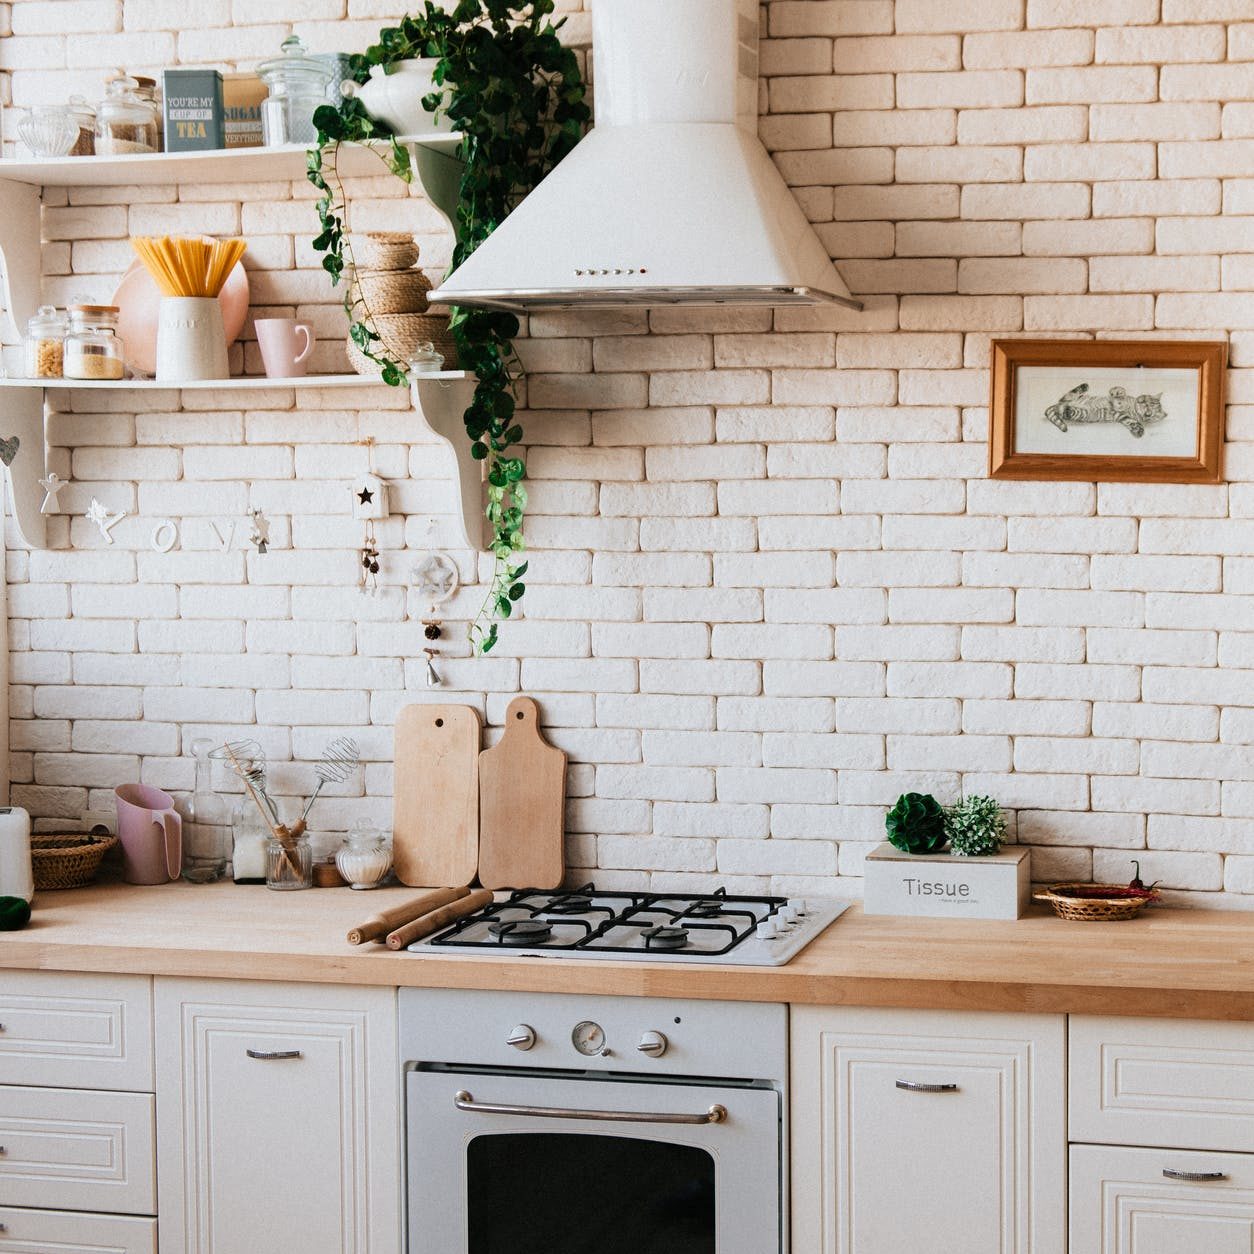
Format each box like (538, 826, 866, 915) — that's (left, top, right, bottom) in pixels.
(0, 972, 152, 1091)
(155, 978, 399, 1254)
(1071, 1144, 1254, 1254)
(0, 1206, 157, 1254)
(791, 1006, 1065, 1254)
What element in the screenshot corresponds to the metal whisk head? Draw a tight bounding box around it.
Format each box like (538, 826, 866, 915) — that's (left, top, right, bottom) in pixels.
(315, 736, 360, 784)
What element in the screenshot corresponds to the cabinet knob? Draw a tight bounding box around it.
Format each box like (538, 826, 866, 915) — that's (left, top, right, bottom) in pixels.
(895, 1079, 958, 1093)
(245, 1049, 302, 1061)
(1162, 1168, 1228, 1182)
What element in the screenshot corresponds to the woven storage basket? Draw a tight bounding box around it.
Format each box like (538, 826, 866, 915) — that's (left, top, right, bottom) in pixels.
(346, 312, 459, 376)
(1033, 883, 1160, 922)
(351, 232, 419, 271)
(31, 833, 118, 890)
(352, 267, 433, 315)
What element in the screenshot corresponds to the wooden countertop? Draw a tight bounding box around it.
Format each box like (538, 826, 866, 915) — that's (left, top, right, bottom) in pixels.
(4, 879, 1254, 1021)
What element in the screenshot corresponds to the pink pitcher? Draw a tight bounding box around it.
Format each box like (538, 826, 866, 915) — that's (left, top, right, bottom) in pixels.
(115, 784, 183, 885)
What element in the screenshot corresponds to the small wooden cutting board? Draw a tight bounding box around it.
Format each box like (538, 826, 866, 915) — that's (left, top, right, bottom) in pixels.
(478, 696, 567, 891)
(392, 703, 481, 888)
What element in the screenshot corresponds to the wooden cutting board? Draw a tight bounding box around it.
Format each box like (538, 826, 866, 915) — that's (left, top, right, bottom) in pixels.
(478, 696, 567, 891)
(392, 704, 481, 888)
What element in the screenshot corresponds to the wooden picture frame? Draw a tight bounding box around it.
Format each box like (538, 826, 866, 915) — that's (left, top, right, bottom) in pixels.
(989, 339, 1227, 484)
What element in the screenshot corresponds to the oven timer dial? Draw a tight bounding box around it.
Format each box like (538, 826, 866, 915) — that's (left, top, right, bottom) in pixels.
(637, 1030, 668, 1058)
(506, 1025, 536, 1051)
(572, 1020, 607, 1056)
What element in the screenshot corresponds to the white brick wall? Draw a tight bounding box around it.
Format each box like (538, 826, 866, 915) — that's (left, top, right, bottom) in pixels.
(8, 0, 1254, 900)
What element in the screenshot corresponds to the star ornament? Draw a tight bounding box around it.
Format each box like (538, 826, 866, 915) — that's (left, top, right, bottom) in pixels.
(357, 487, 374, 505)
(85, 497, 127, 544)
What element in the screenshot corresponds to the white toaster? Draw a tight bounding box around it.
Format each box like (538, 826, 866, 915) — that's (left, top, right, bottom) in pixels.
(0, 806, 34, 902)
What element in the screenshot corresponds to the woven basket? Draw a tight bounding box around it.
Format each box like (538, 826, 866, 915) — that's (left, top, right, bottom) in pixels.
(346, 312, 459, 376)
(31, 833, 118, 890)
(352, 267, 433, 315)
(1034, 884, 1161, 922)
(350, 232, 420, 271)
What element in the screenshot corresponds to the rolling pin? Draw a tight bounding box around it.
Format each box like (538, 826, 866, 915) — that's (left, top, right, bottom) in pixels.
(347, 886, 471, 946)
(386, 888, 494, 951)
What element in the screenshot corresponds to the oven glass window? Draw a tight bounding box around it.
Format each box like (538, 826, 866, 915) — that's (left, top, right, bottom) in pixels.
(467, 1132, 715, 1253)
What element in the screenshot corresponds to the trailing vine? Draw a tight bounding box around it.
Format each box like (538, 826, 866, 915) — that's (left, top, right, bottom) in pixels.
(308, 2, 589, 653)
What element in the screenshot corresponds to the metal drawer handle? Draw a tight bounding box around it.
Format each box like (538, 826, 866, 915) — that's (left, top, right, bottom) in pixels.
(896, 1080, 959, 1093)
(246, 1049, 303, 1061)
(1163, 1169, 1228, 1182)
(454, 1090, 727, 1126)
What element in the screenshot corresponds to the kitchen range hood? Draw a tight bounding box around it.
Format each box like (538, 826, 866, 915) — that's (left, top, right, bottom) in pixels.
(427, 0, 861, 314)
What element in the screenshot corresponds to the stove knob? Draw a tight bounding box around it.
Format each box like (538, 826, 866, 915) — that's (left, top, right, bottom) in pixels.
(506, 1025, 536, 1051)
(788, 898, 809, 917)
(777, 905, 799, 925)
(756, 918, 779, 940)
(637, 1030, 668, 1058)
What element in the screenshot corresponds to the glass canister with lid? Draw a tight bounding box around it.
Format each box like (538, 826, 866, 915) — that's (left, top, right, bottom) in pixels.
(95, 75, 159, 155)
(64, 305, 125, 380)
(24, 305, 65, 379)
(258, 35, 333, 146)
(67, 96, 96, 156)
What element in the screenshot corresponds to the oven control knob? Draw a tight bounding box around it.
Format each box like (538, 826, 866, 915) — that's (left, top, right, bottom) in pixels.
(506, 1025, 536, 1051)
(637, 1030, 668, 1058)
(756, 918, 779, 940)
(788, 898, 809, 917)
(777, 905, 799, 925)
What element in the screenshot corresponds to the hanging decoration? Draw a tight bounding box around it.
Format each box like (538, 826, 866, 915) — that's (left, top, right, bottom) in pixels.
(248, 509, 271, 555)
(38, 472, 68, 515)
(209, 518, 237, 552)
(85, 497, 127, 544)
(150, 519, 179, 553)
(0, 435, 20, 467)
(354, 435, 389, 596)
(422, 647, 442, 688)
(411, 531, 459, 689)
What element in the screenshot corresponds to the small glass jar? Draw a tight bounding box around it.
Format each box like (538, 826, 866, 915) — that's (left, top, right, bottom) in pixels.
(64, 304, 125, 380)
(231, 800, 269, 884)
(131, 75, 163, 150)
(335, 823, 392, 890)
(258, 35, 333, 146)
(24, 305, 65, 379)
(409, 343, 445, 375)
(266, 833, 313, 890)
(67, 96, 96, 156)
(95, 75, 158, 156)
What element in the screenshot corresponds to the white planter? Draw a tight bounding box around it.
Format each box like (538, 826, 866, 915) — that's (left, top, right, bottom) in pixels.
(863, 843, 1031, 920)
(341, 58, 453, 137)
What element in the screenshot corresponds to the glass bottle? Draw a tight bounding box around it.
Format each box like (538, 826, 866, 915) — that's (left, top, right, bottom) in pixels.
(63, 304, 125, 380)
(232, 800, 269, 884)
(335, 822, 393, 890)
(182, 737, 228, 883)
(258, 35, 333, 146)
(266, 832, 313, 890)
(24, 305, 64, 379)
(95, 75, 158, 156)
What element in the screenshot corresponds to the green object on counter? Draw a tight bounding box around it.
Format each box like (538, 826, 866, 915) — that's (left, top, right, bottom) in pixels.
(885, 792, 947, 855)
(0, 896, 32, 930)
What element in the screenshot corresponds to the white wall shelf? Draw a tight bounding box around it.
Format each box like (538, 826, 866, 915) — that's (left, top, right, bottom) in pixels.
(0, 372, 466, 391)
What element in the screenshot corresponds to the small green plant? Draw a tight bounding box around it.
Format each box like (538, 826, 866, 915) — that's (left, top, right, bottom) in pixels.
(885, 792, 947, 855)
(944, 795, 1006, 858)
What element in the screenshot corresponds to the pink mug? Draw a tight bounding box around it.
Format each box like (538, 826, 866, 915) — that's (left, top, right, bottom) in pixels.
(255, 317, 315, 378)
(115, 784, 183, 885)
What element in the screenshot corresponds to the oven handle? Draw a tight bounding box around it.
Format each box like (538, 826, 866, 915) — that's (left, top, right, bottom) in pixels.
(454, 1089, 728, 1125)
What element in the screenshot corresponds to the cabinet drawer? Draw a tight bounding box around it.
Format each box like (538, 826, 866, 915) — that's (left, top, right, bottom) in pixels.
(1071, 1143, 1254, 1253)
(0, 1086, 155, 1215)
(1071, 1016, 1254, 1153)
(0, 972, 152, 1091)
(0, 1205, 157, 1253)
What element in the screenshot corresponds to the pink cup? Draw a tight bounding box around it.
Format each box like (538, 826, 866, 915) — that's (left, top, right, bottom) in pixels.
(115, 784, 183, 885)
(255, 317, 314, 378)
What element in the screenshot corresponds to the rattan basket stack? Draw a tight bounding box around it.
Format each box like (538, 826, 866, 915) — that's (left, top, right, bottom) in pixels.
(346, 233, 458, 375)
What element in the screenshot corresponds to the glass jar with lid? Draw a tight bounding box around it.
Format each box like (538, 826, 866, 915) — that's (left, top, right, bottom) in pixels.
(258, 35, 333, 146)
(334, 822, 393, 890)
(95, 75, 158, 155)
(67, 95, 96, 156)
(64, 305, 125, 380)
(24, 305, 65, 379)
(130, 75, 163, 150)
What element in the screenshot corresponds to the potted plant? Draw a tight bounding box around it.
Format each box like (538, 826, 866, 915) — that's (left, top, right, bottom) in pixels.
(884, 793, 947, 855)
(944, 795, 1006, 857)
(308, 1, 589, 653)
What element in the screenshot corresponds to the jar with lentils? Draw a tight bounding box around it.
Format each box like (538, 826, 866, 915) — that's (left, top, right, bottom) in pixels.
(23, 305, 65, 379)
(64, 305, 125, 380)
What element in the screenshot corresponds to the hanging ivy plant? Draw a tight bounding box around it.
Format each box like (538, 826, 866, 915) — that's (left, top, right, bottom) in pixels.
(308, 1, 589, 652)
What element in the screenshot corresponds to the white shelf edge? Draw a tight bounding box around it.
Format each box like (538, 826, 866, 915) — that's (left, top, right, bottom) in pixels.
(0, 372, 469, 390)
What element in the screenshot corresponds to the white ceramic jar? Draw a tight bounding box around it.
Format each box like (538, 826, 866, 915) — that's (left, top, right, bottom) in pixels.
(340, 59, 453, 137)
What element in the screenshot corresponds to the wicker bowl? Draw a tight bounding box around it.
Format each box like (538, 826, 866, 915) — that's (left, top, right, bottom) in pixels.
(346, 312, 459, 376)
(350, 232, 420, 271)
(1034, 883, 1161, 922)
(31, 833, 118, 891)
(352, 267, 433, 315)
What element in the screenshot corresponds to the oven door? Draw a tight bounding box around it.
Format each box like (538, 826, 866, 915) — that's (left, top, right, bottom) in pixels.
(407, 1068, 781, 1254)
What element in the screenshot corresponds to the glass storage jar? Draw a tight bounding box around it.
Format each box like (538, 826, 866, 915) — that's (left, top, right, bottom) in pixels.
(24, 305, 65, 379)
(335, 822, 392, 890)
(95, 75, 158, 155)
(64, 304, 125, 380)
(182, 737, 229, 883)
(258, 35, 332, 146)
(231, 799, 269, 884)
(131, 75, 163, 150)
(266, 832, 313, 890)
(67, 96, 96, 156)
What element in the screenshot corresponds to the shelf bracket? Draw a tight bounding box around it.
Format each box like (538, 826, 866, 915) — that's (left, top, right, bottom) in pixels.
(0, 385, 49, 549)
(411, 376, 482, 551)
(406, 145, 463, 233)
(0, 178, 41, 343)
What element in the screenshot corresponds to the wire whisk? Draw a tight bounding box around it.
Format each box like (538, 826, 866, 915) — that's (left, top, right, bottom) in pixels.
(211, 739, 278, 822)
(299, 736, 361, 821)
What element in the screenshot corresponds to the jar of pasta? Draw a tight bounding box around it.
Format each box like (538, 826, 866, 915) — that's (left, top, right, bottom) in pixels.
(23, 305, 65, 379)
(64, 305, 125, 380)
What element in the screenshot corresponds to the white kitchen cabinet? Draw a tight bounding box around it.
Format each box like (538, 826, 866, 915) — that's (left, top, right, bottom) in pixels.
(1070, 1144, 1254, 1253)
(154, 977, 401, 1254)
(790, 1005, 1066, 1253)
(0, 1205, 157, 1253)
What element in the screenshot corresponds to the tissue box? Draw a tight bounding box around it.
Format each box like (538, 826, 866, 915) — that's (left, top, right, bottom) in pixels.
(163, 68, 224, 151)
(863, 843, 1031, 920)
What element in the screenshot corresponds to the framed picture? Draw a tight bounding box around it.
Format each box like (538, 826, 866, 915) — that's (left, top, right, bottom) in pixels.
(989, 339, 1227, 484)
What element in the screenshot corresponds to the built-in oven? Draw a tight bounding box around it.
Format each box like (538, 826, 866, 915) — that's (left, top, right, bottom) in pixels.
(401, 988, 788, 1254)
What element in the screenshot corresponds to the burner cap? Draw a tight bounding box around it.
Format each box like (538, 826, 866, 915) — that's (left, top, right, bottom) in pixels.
(488, 919, 554, 946)
(544, 894, 593, 915)
(642, 924, 690, 950)
(686, 901, 724, 918)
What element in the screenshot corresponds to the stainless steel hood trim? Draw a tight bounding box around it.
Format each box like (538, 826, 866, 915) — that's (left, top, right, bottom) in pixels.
(427, 285, 865, 313)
